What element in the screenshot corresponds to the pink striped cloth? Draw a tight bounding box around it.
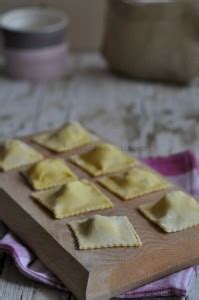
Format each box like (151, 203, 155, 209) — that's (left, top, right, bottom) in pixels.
(0, 150, 198, 298)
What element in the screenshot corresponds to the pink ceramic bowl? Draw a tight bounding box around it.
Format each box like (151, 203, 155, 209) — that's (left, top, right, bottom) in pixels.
(4, 43, 67, 81)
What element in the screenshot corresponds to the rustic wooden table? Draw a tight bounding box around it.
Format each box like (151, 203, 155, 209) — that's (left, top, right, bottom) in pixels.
(0, 52, 198, 300)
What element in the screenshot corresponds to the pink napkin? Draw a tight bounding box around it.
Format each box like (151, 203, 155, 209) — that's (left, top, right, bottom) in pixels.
(0, 150, 198, 298)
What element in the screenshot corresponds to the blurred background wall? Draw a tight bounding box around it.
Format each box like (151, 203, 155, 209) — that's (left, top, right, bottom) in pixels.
(0, 0, 107, 50)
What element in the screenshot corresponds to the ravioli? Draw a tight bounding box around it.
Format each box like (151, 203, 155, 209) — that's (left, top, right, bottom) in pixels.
(69, 215, 142, 249)
(24, 158, 77, 190)
(0, 139, 43, 171)
(98, 166, 170, 200)
(139, 190, 199, 232)
(32, 122, 93, 153)
(70, 143, 137, 176)
(31, 179, 113, 218)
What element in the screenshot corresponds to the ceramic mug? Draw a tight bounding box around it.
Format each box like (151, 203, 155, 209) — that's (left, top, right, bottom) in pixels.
(0, 7, 69, 81)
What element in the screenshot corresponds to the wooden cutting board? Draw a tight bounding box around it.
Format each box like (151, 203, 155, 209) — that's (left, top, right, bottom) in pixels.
(0, 126, 198, 300)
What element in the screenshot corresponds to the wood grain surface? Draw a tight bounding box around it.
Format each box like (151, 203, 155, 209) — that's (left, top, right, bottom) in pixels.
(0, 52, 198, 300)
(0, 128, 198, 300)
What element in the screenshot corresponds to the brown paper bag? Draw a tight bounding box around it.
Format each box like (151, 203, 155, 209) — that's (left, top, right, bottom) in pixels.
(102, 0, 199, 83)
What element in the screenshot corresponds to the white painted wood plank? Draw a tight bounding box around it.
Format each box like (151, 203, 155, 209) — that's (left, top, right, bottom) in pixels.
(0, 256, 69, 300)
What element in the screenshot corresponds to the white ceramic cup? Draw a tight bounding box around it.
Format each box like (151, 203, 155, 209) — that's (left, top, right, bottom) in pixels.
(1, 7, 69, 81)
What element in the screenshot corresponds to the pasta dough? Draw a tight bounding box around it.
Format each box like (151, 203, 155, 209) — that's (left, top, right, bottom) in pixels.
(98, 166, 170, 200)
(32, 122, 93, 152)
(24, 158, 77, 190)
(70, 143, 137, 176)
(31, 179, 113, 218)
(0, 139, 43, 171)
(69, 215, 142, 249)
(139, 190, 199, 232)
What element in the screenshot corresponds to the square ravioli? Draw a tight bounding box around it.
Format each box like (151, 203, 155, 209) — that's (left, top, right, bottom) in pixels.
(69, 215, 142, 249)
(32, 122, 93, 153)
(0, 139, 43, 171)
(139, 190, 199, 233)
(31, 179, 113, 218)
(24, 159, 77, 190)
(98, 166, 170, 200)
(70, 143, 137, 176)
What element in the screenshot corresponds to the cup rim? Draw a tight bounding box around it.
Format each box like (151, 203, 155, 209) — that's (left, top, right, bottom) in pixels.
(1, 7, 68, 34)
